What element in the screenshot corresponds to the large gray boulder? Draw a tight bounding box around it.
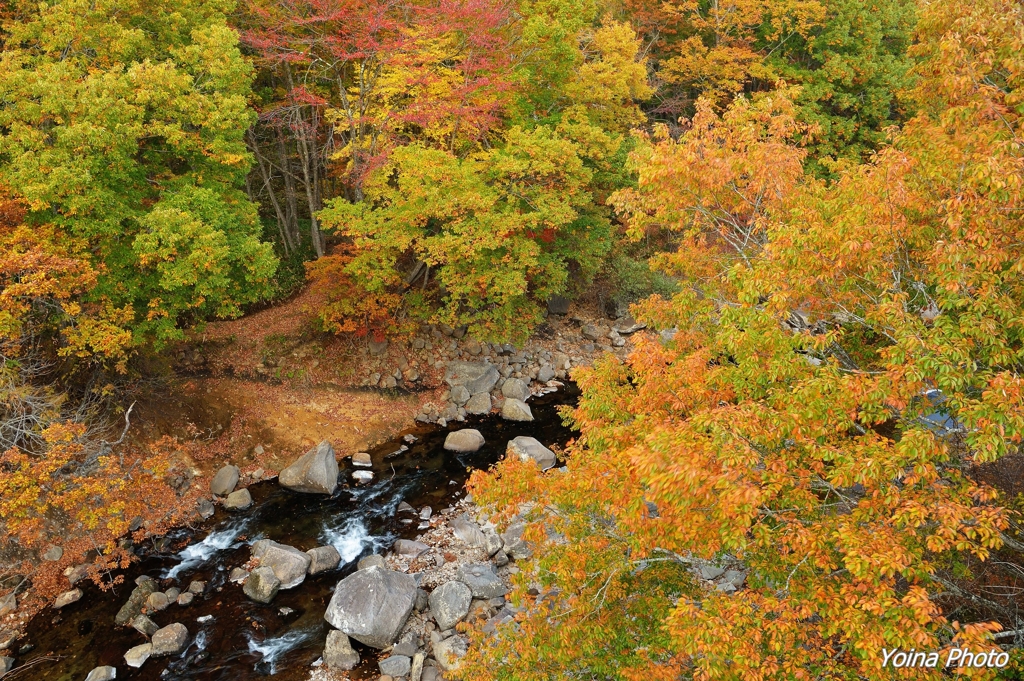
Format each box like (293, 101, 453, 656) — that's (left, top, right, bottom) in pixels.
(392, 539, 430, 559)
(501, 378, 529, 401)
(456, 563, 507, 599)
(222, 488, 252, 510)
(450, 515, 487, 549)
(210, 465, 239, 496)
(443, 429, 485, 453)
(243, 566, 281, 603)
(307, 546, 342, 574)
(500, 399, 533, 422)
(324, 566, 417, 648)
(464, 392, 492, 415)
(429, 581, 472, 630)
(444, 362, 500, 396)
(380, 655, 411, 677)
(507, 436, 556, 470)
(151, 623, 189, 656)
(279, 440, 338, 495)
(252, 540, 311, 589)
(324, 630, 360, 671)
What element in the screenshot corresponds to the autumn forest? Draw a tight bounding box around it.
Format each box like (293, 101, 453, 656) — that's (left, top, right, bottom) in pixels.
(1, 0, 1024, 678)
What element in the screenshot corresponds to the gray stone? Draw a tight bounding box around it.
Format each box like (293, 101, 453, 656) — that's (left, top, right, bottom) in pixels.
(307, 546, 342, 574)
(124, 643, 152, 668)
(722, 569, 747, 588)
(393, 632, 418, 657)
(222, 488, 252, 510)
(229, 568, 249, 583)
(500, 523, 532, 560)
(197, 498, 215, 520)
(324, 566, 417, 648)
(65, 564, 89, 585)
(422, 667, 440, 681)
(132, 614, 159, 637)
(279, 440, 338, 495)
(500, 398, 533, 422)
(456, 563, 507, 599)
(451, 516, 487, 549)
(581, 324, 603, 341)
(53, 588, 82, 609)
(443, 429, 485, 453)
(243, 566, 280, 603)
(410, 652, 425, 681)
(547, 295, 570, 315)
(379, 655, 411, 677)
(252, 539, 311, 589)
(464, 392, 491, 415)
(357, 554, 386, 571)
(507, 436, 556, 470)
(146, 591, 169, 612)
(352, 470, 374, 483)
(433, 634, 468, 672)
(42, 546, 63, 562)
(613, 315, 645, 334)
(165, 587, 181, 601)
(176, 592, 194, 606)
(393, 539, 429, 559)
(151, 622, 188, 656)
(210, 465, 240, 496)
(188, 580, 205, 594)
(428, 581, 472, 630)
(324, 630, 360, 671)
(0, 657, 11, 676)
(85, 666, 117, 681)
(352, 452, 372, 467)
(444, 362, 500, 395)
(699, 565, 726, 581)
(115, 580, 157, 625)
(449, 385, 470, 406)
(483, 530, 504, 557)
(500, 378, 529, 401)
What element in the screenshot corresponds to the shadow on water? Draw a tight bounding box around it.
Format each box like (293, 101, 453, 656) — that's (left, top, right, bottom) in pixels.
(18, 384, 580, 681)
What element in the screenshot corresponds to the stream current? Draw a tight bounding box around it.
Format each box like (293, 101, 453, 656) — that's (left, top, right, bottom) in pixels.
(20, 385, 579, 681)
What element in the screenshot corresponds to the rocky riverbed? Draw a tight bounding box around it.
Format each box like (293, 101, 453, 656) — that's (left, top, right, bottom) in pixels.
(3, 384, 580, 680)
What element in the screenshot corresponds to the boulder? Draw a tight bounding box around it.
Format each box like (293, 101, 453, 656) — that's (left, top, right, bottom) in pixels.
(124, 643, 152, 668)
(252, 540, 311, 589)
(222, 488, 252, 510)
(451, 515, 487, 549)
(507, 436, 556, 470)
(210, 465, 240, 496)
(428, 581, 472, 630)
(464, 392, 491, 415)
(443, 430, 485, 453)
(537, 365, 555, 382)
(433, 634, 468, 672)
(449, 385, 470, 406)
(243, 566, 280, 603)
(146, 591, 169, 612)
(410, 653, 425, 681)
(501, 522, 532, 560)
(42, 546, 63, 562)
(279, 440, 338, 495)
(324, 630, 360, 671)
(85, 666, 117, 681)
(307, 546, 342, 574)
(115, 580, 157, 625)
(456, 563, 507, 599)
(323, 566, 417, 648)
(500, 378, 529, 401)
(188, 580, 206, 594)
(53, 588, 82, 609)
(357, 554, 386, 571)
(228, 568, 249, 583)
(500, 399, 533, 422)
(444, 362, 500, 395)
(197, 498, 215, 520)
(165, 587, 181, 601)
(393, 632, 418, 657)
(132, 614, 159, 637)
(613, 315, 645, 335)
(176, 592, 194, 606)
(392, 539, 429, 559)
(483, 530, 504, 557)
(151, 622, 188, 656)
(379, 655, 411, 677)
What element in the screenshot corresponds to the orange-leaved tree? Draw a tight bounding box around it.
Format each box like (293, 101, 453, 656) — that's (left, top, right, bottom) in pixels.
(459, 0, 1024, 677)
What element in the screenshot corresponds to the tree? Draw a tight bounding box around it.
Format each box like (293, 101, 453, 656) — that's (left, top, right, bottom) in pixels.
(458, 0, 1024, 677)
(0, 0, 277, 348)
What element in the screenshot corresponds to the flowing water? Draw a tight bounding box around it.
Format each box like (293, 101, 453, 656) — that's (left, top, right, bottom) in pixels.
(16, 385, 578, 681)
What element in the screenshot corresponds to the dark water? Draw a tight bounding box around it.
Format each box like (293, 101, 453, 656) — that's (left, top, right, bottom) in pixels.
(17, 386, 579, 681)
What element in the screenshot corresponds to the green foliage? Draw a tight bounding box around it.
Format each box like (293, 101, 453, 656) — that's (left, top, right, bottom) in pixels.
(0, 0, 277, 349)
